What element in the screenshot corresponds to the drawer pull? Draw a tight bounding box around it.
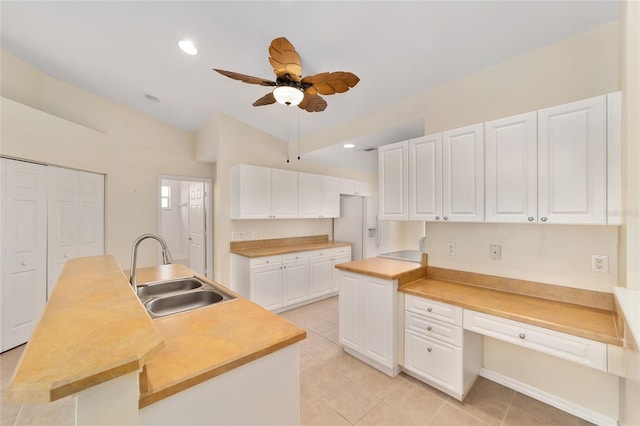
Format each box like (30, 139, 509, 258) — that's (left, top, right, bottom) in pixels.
(427, 307, 432, 312)
(427, 347, 432, 353)
(528, 216, 534, 222)
(21, 260, 28, 266)
(519, 333, 526, 339)
(427, 326, 433, 331)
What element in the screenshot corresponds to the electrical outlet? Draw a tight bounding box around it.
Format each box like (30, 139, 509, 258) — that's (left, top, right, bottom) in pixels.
(447, 242, 456, 256)
(231, 231, 246, 241)
(251, 231, 258, 240)
(490, 244, 501, 260)
(591, 255, 609, 273)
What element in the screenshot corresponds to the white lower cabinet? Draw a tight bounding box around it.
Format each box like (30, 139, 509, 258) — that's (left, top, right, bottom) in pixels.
(231, 246, 350, 313)
(338, 271, 398, 376)
(402, 294, 482, 401)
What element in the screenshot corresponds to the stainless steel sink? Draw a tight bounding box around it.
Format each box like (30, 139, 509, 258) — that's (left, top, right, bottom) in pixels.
(137, 277, 203, 298)
(138, 276, 237, 318)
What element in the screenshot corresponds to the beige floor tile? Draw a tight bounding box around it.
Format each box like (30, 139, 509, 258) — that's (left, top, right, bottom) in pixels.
(509, 393, 579, 426)
(356, 400, 422, 426)
(322, 381, 380, 424)
(384, 379, 446, 425)
(429, 402, 489, 426)
(301, 399, 351, 426)
(1, 401, 21, 426)
(447, 377, 513, 425)
(339, 355, 405, 399)
(299, 331, 343, 361)
(300, 357, 354, 405)
(299, 349, 322, 371)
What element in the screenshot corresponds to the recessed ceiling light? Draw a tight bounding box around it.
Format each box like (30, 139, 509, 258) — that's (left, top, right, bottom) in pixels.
(143, 93, 160, 103)
(343, 143, 356, 149)
(178, 40, 198, 55)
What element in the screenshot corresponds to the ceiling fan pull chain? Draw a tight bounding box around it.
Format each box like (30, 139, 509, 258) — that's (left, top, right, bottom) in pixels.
(286, 105, 290, 163)
(297, 108, 301, 160)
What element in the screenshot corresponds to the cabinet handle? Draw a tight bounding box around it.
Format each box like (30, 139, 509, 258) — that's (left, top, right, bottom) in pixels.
(427, 347, 432, 353)
(528, 217, 534, 222)
(541, 217, 548, 222)
(427, 326, 433, 331)
(21, 260, 28, 266)
(427, 307, 432, 312)
(265, 261, 270, 264)
(435, 216, 440, 220)
(443, 217, 448, 221)
(519, 333, 526, 339)
(64, 253, 70, 258)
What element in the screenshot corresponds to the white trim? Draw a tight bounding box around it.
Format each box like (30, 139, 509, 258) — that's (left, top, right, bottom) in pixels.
(479, 368, 618, 426)
(157, 175, 213, 278)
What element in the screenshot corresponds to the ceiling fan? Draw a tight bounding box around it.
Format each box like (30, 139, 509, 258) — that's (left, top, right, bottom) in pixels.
(213, 37, 360, 112)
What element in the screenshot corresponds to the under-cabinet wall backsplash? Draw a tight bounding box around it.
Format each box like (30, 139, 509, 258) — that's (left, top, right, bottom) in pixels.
(424, 222, 618, 293)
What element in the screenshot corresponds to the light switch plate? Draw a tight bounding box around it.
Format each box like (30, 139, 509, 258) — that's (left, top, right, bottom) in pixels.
(490, 244, 501, 260)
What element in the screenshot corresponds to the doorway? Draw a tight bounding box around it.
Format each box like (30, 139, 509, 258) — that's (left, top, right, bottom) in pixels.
(158, 175, 213, 278)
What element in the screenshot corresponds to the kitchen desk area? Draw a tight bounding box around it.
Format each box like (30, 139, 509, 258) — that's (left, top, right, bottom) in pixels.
(5, 256, 306, 425)
(335, 255, 624, 426)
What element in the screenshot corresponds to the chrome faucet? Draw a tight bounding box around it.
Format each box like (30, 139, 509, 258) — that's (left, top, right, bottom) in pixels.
(129, 233, 174, 290)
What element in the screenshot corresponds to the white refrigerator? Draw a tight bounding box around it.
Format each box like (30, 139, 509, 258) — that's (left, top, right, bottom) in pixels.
(333, 196, 391, 260)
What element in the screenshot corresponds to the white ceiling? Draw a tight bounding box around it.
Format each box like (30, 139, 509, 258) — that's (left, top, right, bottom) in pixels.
(0, 1, 619, 170)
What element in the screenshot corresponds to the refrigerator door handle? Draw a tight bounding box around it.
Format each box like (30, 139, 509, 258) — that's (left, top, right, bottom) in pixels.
(375, 214, 381, 249)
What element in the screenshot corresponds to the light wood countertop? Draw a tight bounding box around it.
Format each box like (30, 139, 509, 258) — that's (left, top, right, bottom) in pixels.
(6, 256, 165, 403)
(230, 240, 351, 258)
(335, 257, 428, 285)
(136, 264, 306, 408)
(401, 278, 621, 346)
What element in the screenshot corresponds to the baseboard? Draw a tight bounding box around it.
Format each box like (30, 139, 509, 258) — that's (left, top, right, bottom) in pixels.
(480, 368, 618, 426)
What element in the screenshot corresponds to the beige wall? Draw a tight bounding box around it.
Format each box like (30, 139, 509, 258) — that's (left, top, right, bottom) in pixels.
(0, 50, 216, 270)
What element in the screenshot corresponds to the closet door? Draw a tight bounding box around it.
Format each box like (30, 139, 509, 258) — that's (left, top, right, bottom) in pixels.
(1, 159, 48, 352)
(47, 166, 79, 297)
(78, 171, 105, 257)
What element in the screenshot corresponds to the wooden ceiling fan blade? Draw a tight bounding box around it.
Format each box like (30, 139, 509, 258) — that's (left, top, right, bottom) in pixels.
(302, 71, 360, 95)
(252, 92, 276, 107)
(299, 93, 327, 112)
(213, 69, 276, 86)
(268, 37, 302, 82)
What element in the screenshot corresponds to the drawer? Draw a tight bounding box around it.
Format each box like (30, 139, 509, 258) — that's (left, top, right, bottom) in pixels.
(250, 255, 282, 268)
(283, 252, 309, 263)
(463, 310, 607, 371)
(308, 249, 332, 259)
(405, 294, 462, 326)
(405, 311, 462, 347)
(332, 246, 352, 257)
(404, 329, 461, 393)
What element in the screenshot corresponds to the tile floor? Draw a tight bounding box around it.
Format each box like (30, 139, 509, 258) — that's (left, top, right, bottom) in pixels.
(0, 296, 593, 426)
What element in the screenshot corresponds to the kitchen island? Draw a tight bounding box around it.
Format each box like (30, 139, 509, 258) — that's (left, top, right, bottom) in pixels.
(6, 256, 306, 425)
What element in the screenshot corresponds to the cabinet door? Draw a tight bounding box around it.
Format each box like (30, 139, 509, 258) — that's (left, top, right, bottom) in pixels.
(231, 165, 271, 219)
(339, 272, 361, 350)
(47, 166, 79, 295)
(362, 276, 394, 366)
(1, 159, 48, 351)
(309, 256, 332, 297)
(282, 261, 309, 306)
(250, 265, 283, 311)
(298, 173, 323, 218)
(340, 179, 357, 195)
(331, 255, 351, 292)
(271, 169, 298, 218)
(404, 330, 462, 394)
(378, 141, 408, 220)
(538, 95, 606, 224)
(321, 176, 340, 218)
(442, 124, 484, 222)
(485, 112, 537, 223)
(409, 134, 442, 221)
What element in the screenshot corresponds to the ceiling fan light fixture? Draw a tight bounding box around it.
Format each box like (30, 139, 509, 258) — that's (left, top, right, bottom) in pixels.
(273, 86, 304, 106)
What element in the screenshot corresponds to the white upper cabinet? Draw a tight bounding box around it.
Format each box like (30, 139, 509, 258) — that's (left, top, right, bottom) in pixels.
(230, 165, 298, 219)
(298, 173, 340, 218)
(409, 134, 443, 221)
(442, 123, 484, 222)
(340, 179, 372, 196)
(378, 140, 408, 220)
(538, 95, 607, 225)
(485, 112, 538, 223)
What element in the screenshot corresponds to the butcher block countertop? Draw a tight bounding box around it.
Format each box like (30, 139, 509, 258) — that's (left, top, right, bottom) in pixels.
(335, 257, 621, 346)
(230, 234, 351, 258)
(6, 256, 306, 408)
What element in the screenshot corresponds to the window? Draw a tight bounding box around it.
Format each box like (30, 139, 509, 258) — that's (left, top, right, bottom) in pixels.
(161, 185, 171, 209)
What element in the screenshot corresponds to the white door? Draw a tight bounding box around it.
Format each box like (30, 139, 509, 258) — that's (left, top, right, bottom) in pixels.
(270, 169, 298, 218)
(1, 159, 48, 351)
(442, 123, 484, 222)
(485, 112, 538, 223)
(188, 182, 206, 275)
(538, 95, 607, 224)
(47, 166, 79, 297)
(378, 141, 408, 220)
(409, 134, 443, 221)
(77, 171, 105, 257)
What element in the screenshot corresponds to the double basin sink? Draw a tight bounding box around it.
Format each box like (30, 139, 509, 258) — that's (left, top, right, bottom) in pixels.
(137, 276, 236, 318)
